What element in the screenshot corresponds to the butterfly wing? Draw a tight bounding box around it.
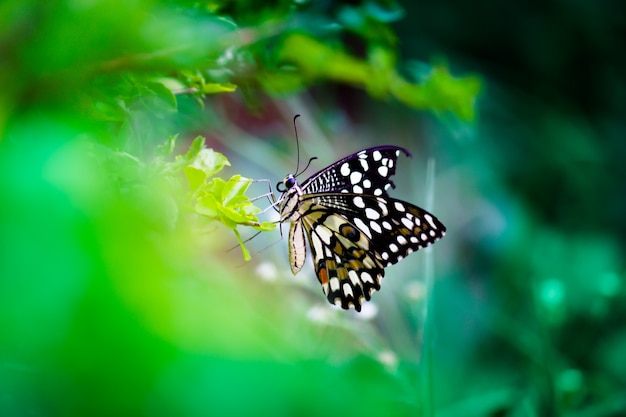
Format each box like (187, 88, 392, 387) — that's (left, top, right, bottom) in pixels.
(298, 193, 446, 310)
(298, 201, 384, 311)
(301, 146, 410, 196)
(305, 193, 446, 265)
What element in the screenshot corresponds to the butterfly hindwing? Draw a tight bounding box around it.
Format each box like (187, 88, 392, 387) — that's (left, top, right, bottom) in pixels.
(298, 203, 384, 311)
(302, 192, 446, 267)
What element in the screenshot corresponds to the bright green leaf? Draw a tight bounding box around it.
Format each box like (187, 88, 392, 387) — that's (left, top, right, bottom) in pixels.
(196, 193, 220, 218)
(183, 136, 206, 161)
(201, 82, 238, 94)
(222, 175, 251, 206)
(233, 228, 251, 261)
(220, 205, 252, 224)
(192, 148, 230, 178)
(279, 34, 370, 84)
(253, 221, 276, 232)
(205, 177, 226, 197)
(185, 165, 208, 193)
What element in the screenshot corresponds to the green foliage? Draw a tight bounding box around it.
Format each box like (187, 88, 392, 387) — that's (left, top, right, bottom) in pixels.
(2, 0, 624, 417)
(269, 34, 479, 120)
(180, 137, 275, 260)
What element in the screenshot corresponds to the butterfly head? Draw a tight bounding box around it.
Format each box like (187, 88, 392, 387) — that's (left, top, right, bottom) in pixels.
(276, 173, 297, 193)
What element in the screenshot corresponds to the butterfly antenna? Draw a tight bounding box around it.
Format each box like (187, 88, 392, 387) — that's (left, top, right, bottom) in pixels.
(291, 114, 318, 177)
(293, 114, 302, 175)
(297, 156, 318, 177)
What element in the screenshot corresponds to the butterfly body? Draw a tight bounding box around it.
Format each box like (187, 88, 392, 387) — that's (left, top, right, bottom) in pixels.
(278, 146, 446, 312)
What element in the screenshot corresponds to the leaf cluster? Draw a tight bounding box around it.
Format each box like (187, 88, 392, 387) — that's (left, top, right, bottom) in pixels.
(178, 137, 275, 259)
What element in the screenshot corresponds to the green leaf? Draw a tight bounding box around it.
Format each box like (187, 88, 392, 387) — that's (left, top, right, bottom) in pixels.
(155, 134, 178, 158)
(195, 193, 220, 218)
(221, 175, 251, 206)
(278, 33, 370, 84)
(205, 177, 226, 197)
(145, 81, 178, 110)
(397, 64, 482, 121)
(276, 34, 481, 121)
(183, 136, 206, 161)
(253, 221, 276, 232)
(183, 143, 230, 192)
(201, 82, 238, 94)
(233, 228, 251, 261)
(192, 148, 230, 178)
(185, 166, 209, 194)
(220, 204, 252, 224)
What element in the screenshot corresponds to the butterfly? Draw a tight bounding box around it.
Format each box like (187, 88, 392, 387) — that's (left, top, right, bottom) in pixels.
(276, 145, 446, 312)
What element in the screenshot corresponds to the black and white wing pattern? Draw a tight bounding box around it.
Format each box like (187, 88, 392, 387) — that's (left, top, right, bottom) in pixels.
(300, 146, 409, 196)
(278, 146, 446, 312)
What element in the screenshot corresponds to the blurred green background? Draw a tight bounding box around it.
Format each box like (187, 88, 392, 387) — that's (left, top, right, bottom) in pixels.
(1, 0, 625, 416)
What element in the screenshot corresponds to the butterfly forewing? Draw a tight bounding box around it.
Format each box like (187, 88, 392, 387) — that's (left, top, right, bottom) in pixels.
(301, 146, 410, 196)
(278, 145, 446, 312)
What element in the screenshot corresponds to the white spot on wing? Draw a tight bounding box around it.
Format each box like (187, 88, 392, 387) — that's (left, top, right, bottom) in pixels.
(340, 162, 350, 176)
(311, 234, 324, 260)
(401, 217, 413, 228)
(389, 243, 399, 253)
(348, 270, 360, 285)
(353, 185, 363, 193)
(424, 213, 437, 229)
(382, 221, 392, 230)
(360, 159, 369, 171)
(361, 271, 374, 283)
(373, 150, 382, 161)
(354, 217, 372, 238)
(353, 196, 365, 208)
(394, 201, 405, 212)
(316, 225, 332, 245)
(378, 165, 389, 177)
(370, 221, 382, 233)
(330, 277, 340, 291)
(343, 283, 354, 298)
(350, 171, 363, 185)
(377, 201, 388, 216)
(397, 235, 407, 245)
(365, 208, 380, 220)
(362, 179, 371, 188)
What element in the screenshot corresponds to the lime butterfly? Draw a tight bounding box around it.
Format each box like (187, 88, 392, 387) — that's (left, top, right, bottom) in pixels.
(276, 145, 446, 311)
